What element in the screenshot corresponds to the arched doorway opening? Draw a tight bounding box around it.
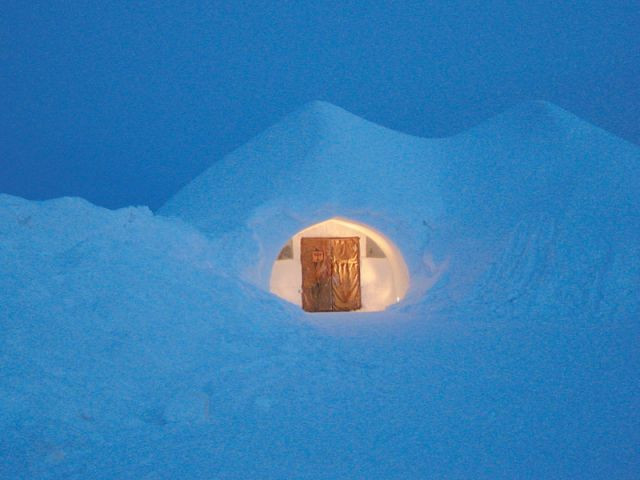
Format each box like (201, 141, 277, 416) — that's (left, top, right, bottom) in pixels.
(269, 217, 409, 312)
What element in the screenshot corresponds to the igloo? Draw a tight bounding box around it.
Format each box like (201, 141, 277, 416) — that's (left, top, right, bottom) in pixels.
(159, 101, 450, 312)
(269, 217, 409, 312)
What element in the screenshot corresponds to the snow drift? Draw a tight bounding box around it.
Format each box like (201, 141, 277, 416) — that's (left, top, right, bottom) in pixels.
(1, 101, 639, 478)
(160, 100, 640, 317)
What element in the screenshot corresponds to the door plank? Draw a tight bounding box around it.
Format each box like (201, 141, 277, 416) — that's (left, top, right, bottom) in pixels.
(300, 237, 332, 312)
(331, 237, 362, 311)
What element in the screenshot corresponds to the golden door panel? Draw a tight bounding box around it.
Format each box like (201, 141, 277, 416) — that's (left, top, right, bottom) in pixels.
(300, 237, 332, 312)
(300, 237, 361, 312)
(330, 237, 361, 311)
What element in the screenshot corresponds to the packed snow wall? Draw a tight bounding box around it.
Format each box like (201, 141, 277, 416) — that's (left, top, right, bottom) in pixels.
(269, 217, 410, 311)
(2, 100, 640, 477)
(159, 100, 640, 316)
(158, 101, 450, 306)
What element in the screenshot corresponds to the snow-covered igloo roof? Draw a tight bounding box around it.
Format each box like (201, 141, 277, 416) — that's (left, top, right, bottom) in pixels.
(159, 100, 640, 307)
(159, 101, 446, 300)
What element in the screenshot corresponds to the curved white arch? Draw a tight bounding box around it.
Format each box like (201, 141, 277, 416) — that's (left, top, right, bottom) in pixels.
(269, 217, 410, 312)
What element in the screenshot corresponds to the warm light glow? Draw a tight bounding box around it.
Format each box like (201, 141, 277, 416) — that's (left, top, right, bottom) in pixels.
(269, 217, 410, 312)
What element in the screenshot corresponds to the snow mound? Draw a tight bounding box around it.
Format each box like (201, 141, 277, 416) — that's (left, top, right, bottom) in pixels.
(1, 100, 640, 478)
(159, 100, 443, 237)
(159, 100, 640, 317)
(0, 194, 327, 478)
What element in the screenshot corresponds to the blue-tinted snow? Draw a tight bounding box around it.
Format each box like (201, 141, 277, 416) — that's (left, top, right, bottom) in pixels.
(1, 101, 639, 479)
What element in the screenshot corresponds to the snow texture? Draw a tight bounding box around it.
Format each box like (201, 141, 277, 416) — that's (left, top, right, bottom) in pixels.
(1, 101, 639, 479)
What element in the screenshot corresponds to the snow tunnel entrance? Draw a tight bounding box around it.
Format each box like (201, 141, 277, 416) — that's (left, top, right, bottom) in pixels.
(300, 236, 362, 312)
(269, 218, 410, 312)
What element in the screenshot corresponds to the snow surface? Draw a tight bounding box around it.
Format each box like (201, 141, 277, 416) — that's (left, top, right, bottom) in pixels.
(1, 101, 639, 478)
(159, 100, 640, 312)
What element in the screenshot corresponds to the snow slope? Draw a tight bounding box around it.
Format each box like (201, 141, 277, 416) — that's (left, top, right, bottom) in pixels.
(160, 100, 640, 317)
(1, 101, 639, 478)
(429, 101, 640, 319)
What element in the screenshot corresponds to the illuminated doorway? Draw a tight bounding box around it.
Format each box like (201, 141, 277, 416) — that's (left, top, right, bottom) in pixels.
(300, 237, 361, 312)
(270, 217, 409, 312)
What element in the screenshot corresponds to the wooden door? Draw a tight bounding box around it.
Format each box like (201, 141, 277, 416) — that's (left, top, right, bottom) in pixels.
(300, 237, 361, 312)
(330, 237, 361, 311)
(301, 237, 333, 311)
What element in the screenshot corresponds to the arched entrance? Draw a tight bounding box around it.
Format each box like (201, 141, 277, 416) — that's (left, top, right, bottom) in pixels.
(269, 217, 410, 312)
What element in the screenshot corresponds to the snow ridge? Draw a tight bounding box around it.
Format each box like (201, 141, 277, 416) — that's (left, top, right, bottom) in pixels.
(1, 100, 640, 478)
